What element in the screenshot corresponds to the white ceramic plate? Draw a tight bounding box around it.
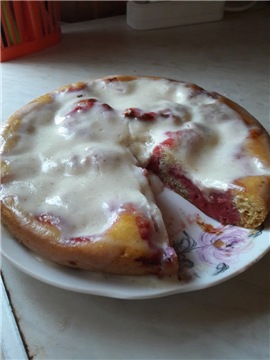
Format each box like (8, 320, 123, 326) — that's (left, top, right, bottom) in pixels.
(1, 187, 270, 299)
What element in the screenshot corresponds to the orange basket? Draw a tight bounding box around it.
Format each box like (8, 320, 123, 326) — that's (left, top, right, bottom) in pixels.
(1, 0, 61, 62)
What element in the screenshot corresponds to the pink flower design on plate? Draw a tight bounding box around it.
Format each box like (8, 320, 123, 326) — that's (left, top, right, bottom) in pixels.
(197, 226, 253, 266)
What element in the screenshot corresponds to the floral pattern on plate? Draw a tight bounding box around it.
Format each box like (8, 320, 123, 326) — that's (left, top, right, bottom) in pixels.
(173, 215, 264, 282)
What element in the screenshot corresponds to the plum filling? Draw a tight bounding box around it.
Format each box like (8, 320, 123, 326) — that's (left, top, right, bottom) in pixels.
(124, 108, 156, 121)
(35, 213, 62, 228)
(67, 98, 113, 116)
(135, 215, 153, 241)
(148, 153, 241, 226)
(123, 107, 180, 122)
(69, 236, 93, 243)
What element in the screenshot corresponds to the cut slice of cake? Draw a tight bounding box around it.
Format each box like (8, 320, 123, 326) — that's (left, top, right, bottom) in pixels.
(0, 83, 178, 276)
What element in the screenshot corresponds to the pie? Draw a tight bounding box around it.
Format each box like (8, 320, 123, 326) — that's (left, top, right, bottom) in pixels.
(1, 75, 270, 276)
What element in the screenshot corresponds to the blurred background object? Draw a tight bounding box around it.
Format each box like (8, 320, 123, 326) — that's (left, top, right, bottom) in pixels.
(1, 1, 265, 61)
(1, 0, 61, 62)
(126, 1, 226, 30)
(60, 1, 127, 23)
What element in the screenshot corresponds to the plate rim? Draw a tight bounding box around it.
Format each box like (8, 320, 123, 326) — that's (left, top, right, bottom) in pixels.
(1, 225, 269, 300)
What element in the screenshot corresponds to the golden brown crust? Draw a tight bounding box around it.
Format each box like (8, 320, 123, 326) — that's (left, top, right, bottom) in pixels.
(233, 176, 270, 228)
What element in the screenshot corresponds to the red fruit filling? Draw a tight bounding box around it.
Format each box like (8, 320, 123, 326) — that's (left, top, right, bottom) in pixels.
(136, 215, 153, 241)
(123, 107, 180, 122)
(148, 151, 241, 226)
(69, 236, 92, 243)
(124, 108, 156, 121)
(67, 98, 113, 117)
(68, 98, 97, 115)
(35, 213, 61, 228)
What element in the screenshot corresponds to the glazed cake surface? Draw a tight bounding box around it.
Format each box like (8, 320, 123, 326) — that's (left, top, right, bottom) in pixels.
(1, 75, 270, 275)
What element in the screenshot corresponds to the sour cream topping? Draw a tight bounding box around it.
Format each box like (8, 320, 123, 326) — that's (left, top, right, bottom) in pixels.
(1, 77, 269, 237)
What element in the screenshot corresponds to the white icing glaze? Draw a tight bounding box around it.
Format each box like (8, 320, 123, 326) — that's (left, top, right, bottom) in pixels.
(1, 77, 269, 238)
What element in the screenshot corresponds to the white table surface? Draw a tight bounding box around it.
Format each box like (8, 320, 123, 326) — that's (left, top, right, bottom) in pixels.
(1, 7, 270, 360)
